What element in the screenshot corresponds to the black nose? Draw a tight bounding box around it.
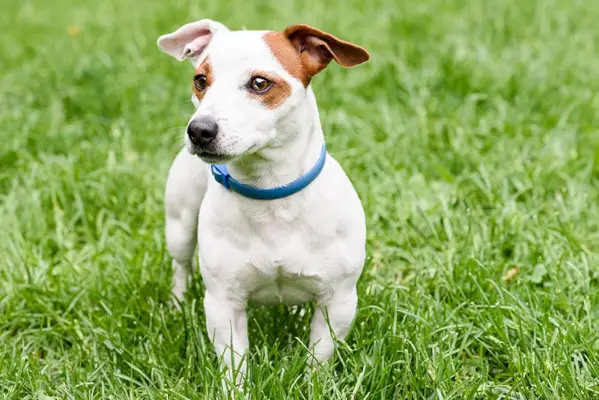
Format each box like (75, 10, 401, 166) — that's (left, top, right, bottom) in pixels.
(187, 116, 219, 146)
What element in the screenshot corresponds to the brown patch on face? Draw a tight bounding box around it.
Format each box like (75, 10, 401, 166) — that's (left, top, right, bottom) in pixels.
(192, 57, 213, 101)
(264, 31, 310, 86)
(264, 26, 370, 87)
(284, 24, 370, 68)
(247, 72, 292, 109)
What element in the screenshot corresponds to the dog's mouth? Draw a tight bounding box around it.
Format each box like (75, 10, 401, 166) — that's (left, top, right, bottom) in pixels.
(191, 143, 262, 164)
(187, 139, 262, 164)
(195, 151, 235, 164)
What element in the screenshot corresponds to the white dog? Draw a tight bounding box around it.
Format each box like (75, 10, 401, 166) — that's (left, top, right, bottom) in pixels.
(157, 19, 370, 383)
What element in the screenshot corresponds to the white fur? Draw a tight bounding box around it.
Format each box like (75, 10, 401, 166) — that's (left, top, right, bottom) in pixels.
(159, 20, 366, 385)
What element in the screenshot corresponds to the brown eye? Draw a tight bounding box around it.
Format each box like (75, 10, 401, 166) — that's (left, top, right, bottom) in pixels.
(250, 76, 272, 93)
(194, 75, 207, 92)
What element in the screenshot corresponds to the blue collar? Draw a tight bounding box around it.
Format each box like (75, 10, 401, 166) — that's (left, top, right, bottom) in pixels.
(210, 144, 327, 200)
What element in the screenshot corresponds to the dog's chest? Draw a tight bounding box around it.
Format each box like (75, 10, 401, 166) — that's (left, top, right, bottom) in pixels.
(241, 235, 336, 305)
(199, 179, 364, 305)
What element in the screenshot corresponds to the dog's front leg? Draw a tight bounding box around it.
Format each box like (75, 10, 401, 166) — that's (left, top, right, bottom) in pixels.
(308, 286, 358, 366)
(204, 292, 249, 386)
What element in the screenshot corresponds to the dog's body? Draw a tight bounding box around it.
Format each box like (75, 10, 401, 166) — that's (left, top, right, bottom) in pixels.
(158, 20, 369, 383)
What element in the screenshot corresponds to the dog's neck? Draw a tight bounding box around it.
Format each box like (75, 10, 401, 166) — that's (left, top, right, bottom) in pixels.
(226, 90, 324, 190)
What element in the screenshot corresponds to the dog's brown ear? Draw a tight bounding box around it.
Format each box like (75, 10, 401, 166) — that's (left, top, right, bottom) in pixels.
(157, 19, 228, 64)
(283, 24, 370, 78)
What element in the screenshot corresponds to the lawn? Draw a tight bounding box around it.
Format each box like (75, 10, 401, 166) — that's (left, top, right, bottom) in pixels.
(2, 0, 599, 398)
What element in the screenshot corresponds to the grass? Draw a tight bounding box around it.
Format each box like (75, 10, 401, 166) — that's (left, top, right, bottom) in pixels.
(1, 0, 599, 398)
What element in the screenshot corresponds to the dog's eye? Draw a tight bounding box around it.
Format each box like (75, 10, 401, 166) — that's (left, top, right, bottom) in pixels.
(249, 77, 272, 93)
(194, 75, 207, 92)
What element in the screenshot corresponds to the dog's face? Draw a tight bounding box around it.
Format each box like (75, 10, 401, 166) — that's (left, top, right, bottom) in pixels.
(158, 20, 369, 163)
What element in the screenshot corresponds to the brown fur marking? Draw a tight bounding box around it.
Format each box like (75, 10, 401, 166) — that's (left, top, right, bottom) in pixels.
(192, 57, 213, 101)
(247, 72, 292, 109)
(264, 25, 370, 87)
(264, 31, 310, 86)
(284, 24, 370, 68)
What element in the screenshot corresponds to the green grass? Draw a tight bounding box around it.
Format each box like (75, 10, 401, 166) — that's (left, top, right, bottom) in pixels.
(2, 0, 599, 398)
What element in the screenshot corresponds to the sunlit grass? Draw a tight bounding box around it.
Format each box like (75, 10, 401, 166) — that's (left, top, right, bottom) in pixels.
(1, 0, 599, 398)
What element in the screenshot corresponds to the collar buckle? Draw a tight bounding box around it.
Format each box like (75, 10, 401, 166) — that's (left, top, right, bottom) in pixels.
(210, 164, 231, 190)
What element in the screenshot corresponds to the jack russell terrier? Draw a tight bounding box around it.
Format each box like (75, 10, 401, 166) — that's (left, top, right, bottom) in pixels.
(157, 19, 370, 383)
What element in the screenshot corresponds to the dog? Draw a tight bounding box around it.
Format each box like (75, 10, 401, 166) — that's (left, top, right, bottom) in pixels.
(157, 19, 370, 384)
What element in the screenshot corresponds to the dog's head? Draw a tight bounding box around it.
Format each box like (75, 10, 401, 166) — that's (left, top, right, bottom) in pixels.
(157, 20, 369, 163)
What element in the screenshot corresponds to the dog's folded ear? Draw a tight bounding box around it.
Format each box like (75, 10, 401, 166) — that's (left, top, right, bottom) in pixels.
(157, 19, 229, 64)
(283, 24, 370, 78)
